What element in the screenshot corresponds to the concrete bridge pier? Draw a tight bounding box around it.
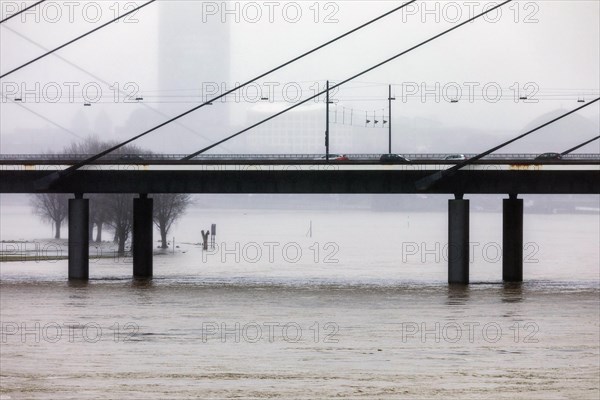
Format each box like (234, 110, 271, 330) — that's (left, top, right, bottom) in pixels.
(503, 194, 523, 282)
(68, 194, 89, 280)
(448, 194, 469, 284)
(133, 194, 153, 279)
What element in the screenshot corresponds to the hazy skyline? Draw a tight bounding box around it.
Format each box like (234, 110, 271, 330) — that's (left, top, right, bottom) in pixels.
(1, 4, 599, 398)
(1, 1, 599, 154)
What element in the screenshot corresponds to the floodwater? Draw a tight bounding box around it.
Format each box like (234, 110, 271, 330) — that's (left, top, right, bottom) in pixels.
(1, 203, 599, 399)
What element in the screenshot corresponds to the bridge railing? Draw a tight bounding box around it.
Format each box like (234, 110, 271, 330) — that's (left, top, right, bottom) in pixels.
(0, 153, 598, 161)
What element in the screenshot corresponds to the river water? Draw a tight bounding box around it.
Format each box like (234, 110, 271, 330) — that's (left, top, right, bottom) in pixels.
(1, 203, 599, 399)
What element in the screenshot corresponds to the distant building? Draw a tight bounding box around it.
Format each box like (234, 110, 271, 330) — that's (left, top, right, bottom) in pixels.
(155, 3, 231, 151)
(159, 3, 230, 89)
(244, 102, 356, 154)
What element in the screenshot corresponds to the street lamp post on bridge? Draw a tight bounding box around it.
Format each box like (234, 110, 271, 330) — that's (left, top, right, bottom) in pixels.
(326, 80, 329, 161)
(325, 80, 335, 161)
(388, 84, 396, 154)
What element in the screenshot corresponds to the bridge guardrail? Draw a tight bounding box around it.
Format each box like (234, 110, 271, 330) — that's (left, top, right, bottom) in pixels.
(0, 153, 599, 161)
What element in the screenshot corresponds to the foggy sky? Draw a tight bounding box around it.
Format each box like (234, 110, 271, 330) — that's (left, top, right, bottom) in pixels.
(0, 0, 598, 154)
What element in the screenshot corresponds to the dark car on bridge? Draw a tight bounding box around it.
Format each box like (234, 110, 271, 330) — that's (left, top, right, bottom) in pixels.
(380, 154, 410, 163)
(534, 152, 563, 161)
(119, 154, 144, 161)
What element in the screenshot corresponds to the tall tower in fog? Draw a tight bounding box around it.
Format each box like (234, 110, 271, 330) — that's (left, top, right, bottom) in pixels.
(158, 2, 231, 151)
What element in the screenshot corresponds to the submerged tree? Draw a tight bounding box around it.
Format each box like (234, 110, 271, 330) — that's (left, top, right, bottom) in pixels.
(31, 194, 69, 239)
(152, 194, 192, 249)
(64, 137, 144, 248)
(31, 138, 190, 248)
(105, 194, 134, 255)
(89, 193, 111, 242)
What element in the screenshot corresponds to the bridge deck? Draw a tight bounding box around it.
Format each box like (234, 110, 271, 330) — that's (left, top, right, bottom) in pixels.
(1, 154, 597, 195)
(1, 169, 598, 194)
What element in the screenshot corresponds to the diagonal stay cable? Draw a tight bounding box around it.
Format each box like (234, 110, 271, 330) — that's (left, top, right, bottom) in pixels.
(0, 0, 156, 79)
(1, 24, 235, 153)
(43, 0, 418, 182)
(561, 135, 600, 155)
(0, 0, 46, 24)
(182, 0, 513, 160)
(415, 97, 600, 191)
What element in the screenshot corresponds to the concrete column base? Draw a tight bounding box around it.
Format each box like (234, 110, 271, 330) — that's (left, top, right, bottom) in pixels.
(503, 196, 523, 282)
(68, 197, 89, 280)
(448, 198, 469, 284)
(133, 196, 153, 278)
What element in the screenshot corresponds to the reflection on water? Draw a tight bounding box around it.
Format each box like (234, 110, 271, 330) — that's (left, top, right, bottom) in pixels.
(1, 280, 598, 399)
(501, 282, 525, 303)
(131, 278, 155, 289)
(446, 284, 471, 306)
(67, 280, 90, 289)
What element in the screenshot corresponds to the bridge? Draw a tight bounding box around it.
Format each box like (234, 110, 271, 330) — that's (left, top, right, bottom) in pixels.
(1, 0, 599, 285)
(0, 154, 598, 195)
(1, 153, 598, 285)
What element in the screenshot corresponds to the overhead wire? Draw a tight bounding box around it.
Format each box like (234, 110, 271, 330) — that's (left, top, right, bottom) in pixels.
(43, 0, 420, 181)
(0, 0, 46, 24)
(0, 0, 157, 79)
(183, 0, 514, 160)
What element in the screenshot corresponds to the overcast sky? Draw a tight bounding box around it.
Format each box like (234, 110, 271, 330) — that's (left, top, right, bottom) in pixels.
(0, 0, 598, 154)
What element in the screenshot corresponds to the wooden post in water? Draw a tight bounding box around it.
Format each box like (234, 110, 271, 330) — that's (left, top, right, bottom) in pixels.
(210, 224, 216, 249)
(201, 230, 209, 251)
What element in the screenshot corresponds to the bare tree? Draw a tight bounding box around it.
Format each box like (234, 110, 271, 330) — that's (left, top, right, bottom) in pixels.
(62, 137, 144, 247)
(105, 194, 134, 255)
(89, 193, 111, 242)
(62, 136, 144, 157)
(152, 194, 192, 249)
(33, 138, 186, 251)
(31, 194, 69, 239)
